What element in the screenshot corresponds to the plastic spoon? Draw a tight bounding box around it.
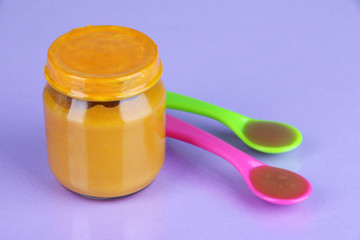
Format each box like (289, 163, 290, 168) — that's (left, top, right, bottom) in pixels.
(166, 91, 302, 154)
(166, 114, 312, 205)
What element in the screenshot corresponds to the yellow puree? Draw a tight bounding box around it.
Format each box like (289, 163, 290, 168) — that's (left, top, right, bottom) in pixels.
(43, 82, 165, 198)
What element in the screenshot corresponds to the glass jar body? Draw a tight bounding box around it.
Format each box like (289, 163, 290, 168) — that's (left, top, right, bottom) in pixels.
(43, 80, 166, 198)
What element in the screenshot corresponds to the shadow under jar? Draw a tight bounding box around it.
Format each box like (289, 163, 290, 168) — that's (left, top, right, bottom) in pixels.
(43, 25, 166, 199)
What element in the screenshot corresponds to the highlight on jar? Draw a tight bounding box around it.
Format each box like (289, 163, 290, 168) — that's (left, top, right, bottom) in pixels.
(43, 25, 311, 204)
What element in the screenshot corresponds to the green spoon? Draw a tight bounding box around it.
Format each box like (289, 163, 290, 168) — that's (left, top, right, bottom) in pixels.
(166, 91, 302, 154)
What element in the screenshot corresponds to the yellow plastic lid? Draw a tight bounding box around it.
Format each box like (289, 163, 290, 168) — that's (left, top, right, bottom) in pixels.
(45, 25, 162, 101)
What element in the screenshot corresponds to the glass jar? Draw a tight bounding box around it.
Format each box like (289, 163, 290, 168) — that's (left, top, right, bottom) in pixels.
(43, 25, 166, 199)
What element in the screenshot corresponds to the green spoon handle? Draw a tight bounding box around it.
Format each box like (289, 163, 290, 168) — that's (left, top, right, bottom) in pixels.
(166, 91, 248, 126)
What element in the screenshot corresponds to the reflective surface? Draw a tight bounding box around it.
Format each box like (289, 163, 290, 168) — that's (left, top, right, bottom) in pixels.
(1, 0, 360, 239)
(43, 81, 166, 198)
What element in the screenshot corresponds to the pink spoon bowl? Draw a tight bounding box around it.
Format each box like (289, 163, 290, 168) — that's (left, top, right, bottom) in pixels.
(166, 114, 312, 205)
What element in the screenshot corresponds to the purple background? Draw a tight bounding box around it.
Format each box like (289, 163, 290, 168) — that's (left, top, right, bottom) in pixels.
(1, 0, 360, 239)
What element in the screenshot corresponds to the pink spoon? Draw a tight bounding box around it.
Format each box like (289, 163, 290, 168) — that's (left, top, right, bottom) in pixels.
(166, 114, 312, 205)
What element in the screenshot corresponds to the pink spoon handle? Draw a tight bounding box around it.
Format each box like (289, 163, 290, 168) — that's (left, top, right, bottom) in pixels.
(166, 115, 263, 178)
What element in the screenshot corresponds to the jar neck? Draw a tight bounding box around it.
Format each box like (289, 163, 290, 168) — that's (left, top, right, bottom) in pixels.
(45, 59, 162, 102)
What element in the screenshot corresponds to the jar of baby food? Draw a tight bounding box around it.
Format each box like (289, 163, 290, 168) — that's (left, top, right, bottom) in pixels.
(43, 25, 166, 199)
